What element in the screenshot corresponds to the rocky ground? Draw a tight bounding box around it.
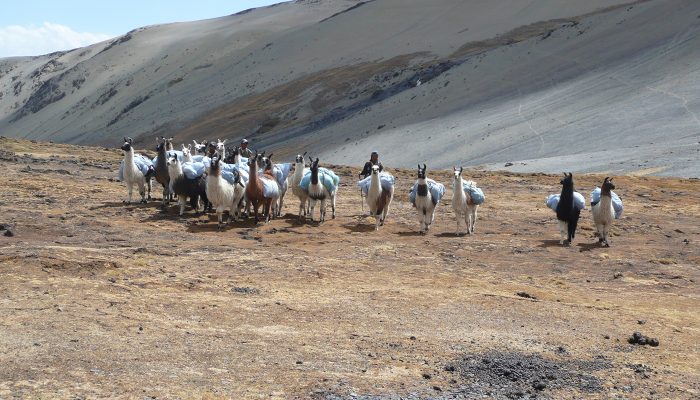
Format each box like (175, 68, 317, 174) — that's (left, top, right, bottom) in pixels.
(0, 137, 698, 399)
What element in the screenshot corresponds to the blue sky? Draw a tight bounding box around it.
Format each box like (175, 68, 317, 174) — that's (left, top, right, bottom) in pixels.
(0, 0, 281, 57)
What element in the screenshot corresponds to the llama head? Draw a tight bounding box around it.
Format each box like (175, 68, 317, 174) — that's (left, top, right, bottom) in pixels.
(216, 139, 227, 152)
(417, 164, 427, 179)
(121, 137, 133, 151)
(603, 177, 615, 190)
(209, 156, 221, 176)
(193, 140, 207, 154)
(166, 155, 179, 168)
(162, 136, 174, 151)
(310, 158, 320, 171)
(602, 177, 615, 191)
(452, 166, 463, 180)
(560, 172, 574, 187)
(371, 164, 380, 175)
(182, 144, 191, 158)
(295, 152, 307, 164)
(207, 142, 218, 158)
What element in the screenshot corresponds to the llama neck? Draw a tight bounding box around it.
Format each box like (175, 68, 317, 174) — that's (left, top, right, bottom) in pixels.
(311, 167, 319, 185)
(168, 161, 183, 179)
(124, 147, 135, 165)
(560, 184, 574, 200)
(248, 160, 260, 186)
(369, 172, 381, 195)
(183, 152, 192, 163)
(601, 185, 612, 198)
(293, 161, 304, 180)
(234, 154, 241, 164)
(454, 177, 466, 201)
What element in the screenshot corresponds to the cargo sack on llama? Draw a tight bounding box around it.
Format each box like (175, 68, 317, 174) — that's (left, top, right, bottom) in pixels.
(409, 179, 445, 205)
(357, 172, 394, 195)
(590, 188, 623, 219)
(301, 168, 340, 193)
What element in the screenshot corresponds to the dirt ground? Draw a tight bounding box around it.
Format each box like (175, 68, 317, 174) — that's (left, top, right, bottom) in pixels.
(0, 137, 698, 399)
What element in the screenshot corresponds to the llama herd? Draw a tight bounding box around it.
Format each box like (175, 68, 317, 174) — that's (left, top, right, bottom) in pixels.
(119, 137, 622, 246)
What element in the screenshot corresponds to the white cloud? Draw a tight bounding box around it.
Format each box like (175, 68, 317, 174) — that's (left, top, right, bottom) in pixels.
(0, 22, 113, 58)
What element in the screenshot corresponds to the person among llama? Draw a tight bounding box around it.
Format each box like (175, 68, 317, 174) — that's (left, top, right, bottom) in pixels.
(239, 138, 254, 159)
(359, 151, 383, 179)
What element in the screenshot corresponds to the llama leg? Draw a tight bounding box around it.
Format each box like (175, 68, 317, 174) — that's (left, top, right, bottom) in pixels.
(217, 207, 224, 229)
(558, 220, 568, 245)
(126, 182, 133, 204)
(147, 178, 152, 201)
(331, 194, 336, 219)
(278, 194, 284, 217)
(602, 225, 610, 247)
(179, 197, 186, 216)
(472, 207, 478, 233)
(139, 181, 146, 203)
(309, 199, 316, 222)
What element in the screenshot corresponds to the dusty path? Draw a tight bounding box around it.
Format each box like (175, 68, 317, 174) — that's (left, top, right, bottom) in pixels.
(0, 138, 698, 399)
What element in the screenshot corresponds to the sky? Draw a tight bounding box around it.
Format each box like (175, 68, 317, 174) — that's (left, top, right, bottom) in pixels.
(0, 0, 281, 58)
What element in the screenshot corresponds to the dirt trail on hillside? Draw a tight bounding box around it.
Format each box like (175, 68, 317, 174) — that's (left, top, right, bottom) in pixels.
(0, 138, 698, 399)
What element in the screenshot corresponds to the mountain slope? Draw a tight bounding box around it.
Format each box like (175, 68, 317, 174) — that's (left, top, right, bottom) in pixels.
(1, 0, 698, 176)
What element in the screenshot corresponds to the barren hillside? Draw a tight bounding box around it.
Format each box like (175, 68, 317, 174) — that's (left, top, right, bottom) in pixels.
(1, 0, 698, 176)
(1, 138, 698, 399)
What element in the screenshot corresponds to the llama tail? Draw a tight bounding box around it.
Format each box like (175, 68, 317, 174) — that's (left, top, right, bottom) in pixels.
(568, 208, 581, 241)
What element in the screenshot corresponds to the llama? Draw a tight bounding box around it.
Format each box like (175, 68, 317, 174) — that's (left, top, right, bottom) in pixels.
(120, 137, 153, 203)
(181, 144, 193, 163)
(206, 157, 237, 228)
(167, 156, 208, 216)
(193, 140, 207, 154)
(412, 164, 443, 234)
(262, 153, 290, 217)
(366, 164, 393, 230)
(591, 177, 616, 247)
(245, 152, 280, 223)
(306, 158, 339, 223)
(291, 153, 310, 221)
(161, 136, 174, 151)
(154, 137, 172, 206)
(556, 172, 581, 245)
(452, 167, 479, 235)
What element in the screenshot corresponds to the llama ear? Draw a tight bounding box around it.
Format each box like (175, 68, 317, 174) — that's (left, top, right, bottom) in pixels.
(268, 153, 273, 160)
(315, 158, 319, 163)
(423, 163, 427, 172)
(303, 151, 307, 156)
(123, 136, 128, 142)
(459, 167, 463, 174)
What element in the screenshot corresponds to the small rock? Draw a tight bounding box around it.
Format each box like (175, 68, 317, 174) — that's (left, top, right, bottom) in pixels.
(3, 229, 14, 237)
(504, 162, 514, 167)
(422, 373, 431, 380)
(613, 271, 623, 279)
(296, 361, 303, 365)
(432, 386, 442, 392)
(410, 336, 416, 340)
(533, 381, 546, 391)
(516, 291, 537, 300)
(638, 320, 646, 325)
